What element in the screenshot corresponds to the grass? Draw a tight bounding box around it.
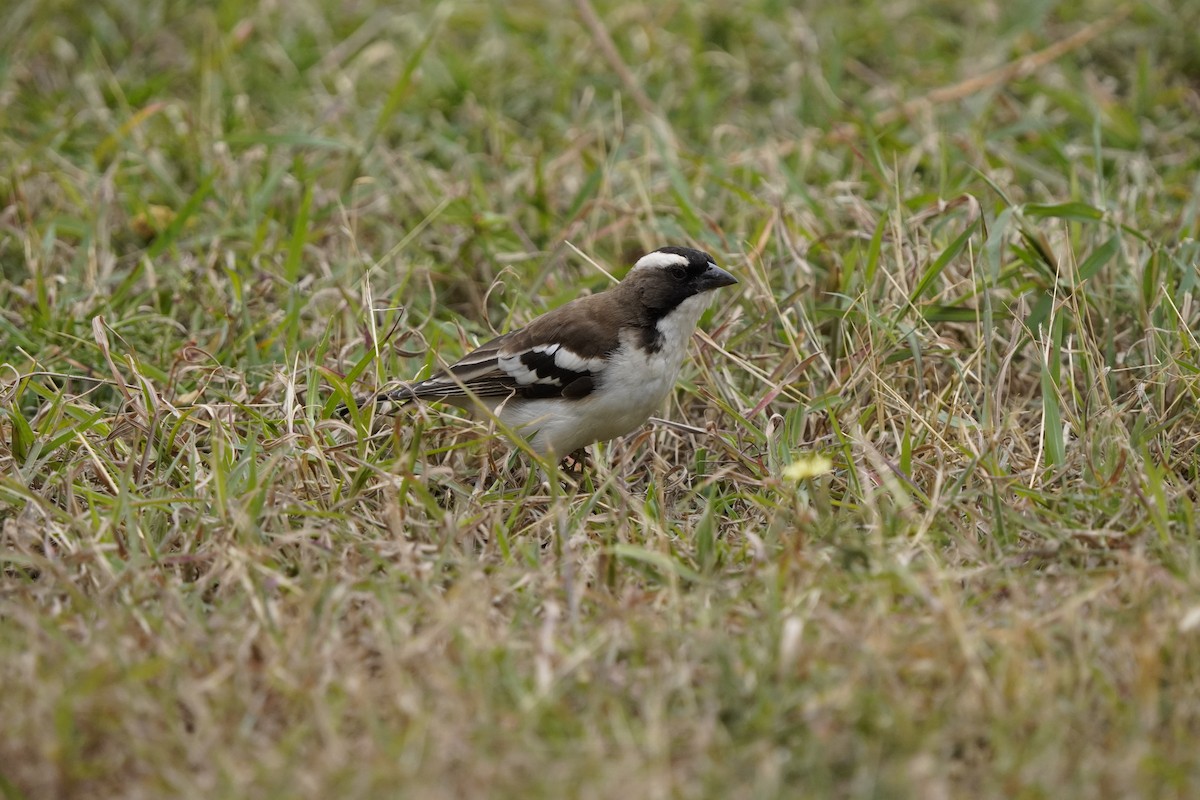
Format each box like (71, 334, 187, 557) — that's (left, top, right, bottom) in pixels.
(3, 0, 1200, 796)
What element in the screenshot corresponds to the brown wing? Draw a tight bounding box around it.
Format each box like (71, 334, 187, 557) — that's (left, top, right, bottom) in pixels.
(402, 293, 627, 402)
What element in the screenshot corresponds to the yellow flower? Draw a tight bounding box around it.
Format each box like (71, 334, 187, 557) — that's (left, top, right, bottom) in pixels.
(782, 455, 833, 481)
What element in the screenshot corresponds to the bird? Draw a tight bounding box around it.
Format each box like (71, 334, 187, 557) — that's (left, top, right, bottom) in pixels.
(342, 245, 737, 459)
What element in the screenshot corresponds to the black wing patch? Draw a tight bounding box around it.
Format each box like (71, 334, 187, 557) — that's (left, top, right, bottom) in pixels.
(495, 343, 603, 401)
(515, 349, 589, 389)
(561, 375, 595, 399)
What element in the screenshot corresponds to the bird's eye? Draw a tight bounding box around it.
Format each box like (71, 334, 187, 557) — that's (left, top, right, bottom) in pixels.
(670, 265, 687, 280)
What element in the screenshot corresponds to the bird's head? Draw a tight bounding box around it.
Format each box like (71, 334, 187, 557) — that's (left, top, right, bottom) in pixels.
(626, 246, 738, 313)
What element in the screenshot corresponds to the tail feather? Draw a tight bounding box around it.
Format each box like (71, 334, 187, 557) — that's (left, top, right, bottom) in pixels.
(336, 385, 416, 420)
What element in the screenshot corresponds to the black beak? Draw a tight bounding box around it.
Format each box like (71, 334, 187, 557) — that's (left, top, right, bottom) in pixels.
(697, 262, 738, 292)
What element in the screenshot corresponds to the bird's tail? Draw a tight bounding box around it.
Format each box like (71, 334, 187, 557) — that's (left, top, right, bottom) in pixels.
(336, 385, 417, 420)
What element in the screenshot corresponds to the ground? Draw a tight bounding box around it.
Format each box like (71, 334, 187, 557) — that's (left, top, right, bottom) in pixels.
(2, 0, 1200, 797)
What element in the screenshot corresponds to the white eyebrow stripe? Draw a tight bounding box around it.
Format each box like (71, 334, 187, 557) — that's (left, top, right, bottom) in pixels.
(632, 251, 690, 271)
